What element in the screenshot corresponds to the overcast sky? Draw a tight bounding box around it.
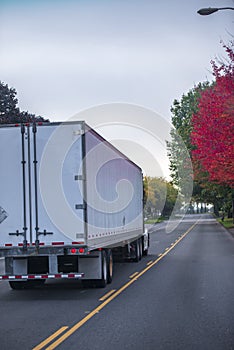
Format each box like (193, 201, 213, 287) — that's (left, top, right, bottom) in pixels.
(0, 0, 233, 177)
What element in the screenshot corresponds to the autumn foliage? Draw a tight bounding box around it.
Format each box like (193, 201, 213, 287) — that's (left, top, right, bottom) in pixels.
(191, 42, 234, 188)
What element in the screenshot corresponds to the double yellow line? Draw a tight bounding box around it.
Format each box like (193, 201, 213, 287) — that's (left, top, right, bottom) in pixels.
(33, 222, 197, 350)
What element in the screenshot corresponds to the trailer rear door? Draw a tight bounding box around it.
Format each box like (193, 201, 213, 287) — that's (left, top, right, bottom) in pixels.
(0, 122, 86, 247)
(0, 125, 27, 247)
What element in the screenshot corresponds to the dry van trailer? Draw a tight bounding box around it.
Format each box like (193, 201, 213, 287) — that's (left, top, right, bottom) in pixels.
(0, 121, 149, 289)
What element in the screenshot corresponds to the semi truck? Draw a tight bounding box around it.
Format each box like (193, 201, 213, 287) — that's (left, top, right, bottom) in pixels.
(0, 121, 149, 289)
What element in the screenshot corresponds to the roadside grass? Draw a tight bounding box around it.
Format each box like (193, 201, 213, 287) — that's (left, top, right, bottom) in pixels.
(218, 217, 234, 229)
(145, 217, 166, 225)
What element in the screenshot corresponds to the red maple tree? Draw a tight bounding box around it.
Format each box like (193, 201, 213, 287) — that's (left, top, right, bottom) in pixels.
(191, 42, 234, 188)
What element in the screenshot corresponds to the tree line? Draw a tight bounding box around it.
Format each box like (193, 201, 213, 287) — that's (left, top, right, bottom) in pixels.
(143, 176, 180, 219)
(167, 41, 234, 220)
(0, 82, 179, 219)
(1, 40, 233, 221)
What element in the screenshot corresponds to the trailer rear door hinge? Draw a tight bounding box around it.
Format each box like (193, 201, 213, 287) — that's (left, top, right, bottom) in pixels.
(75, 204, 86, 210)
(9, 230, 26, 237)
(74, 175, 84, 181)
(37, 230, 53, 236)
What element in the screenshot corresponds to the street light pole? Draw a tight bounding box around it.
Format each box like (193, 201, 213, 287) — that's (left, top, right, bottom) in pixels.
(197, 7, 234, 15)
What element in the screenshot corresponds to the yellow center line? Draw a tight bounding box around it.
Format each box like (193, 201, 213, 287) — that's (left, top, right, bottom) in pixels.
(32, 326, 68, 350)
(129, 272, 139, 279)
(147, 260, 154, 266)
(99, 289, 116, 301)
(38, 221, 197, 350)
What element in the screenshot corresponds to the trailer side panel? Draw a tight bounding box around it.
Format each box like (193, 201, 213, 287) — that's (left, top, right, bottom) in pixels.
(84, 126, 143, 249)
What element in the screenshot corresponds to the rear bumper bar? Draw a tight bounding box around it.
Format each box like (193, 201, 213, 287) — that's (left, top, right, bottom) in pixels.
(0, 273, 84, 281)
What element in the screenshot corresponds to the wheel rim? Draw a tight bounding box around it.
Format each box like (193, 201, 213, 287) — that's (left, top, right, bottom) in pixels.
(103, 253, 107, 282)
(109, 253, 113, 278)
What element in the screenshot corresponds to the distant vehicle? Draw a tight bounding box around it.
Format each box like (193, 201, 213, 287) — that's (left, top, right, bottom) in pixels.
(0, 121, 149, 289)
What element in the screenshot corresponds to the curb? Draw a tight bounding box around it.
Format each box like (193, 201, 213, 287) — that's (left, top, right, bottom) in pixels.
(227, 227, 234, 238)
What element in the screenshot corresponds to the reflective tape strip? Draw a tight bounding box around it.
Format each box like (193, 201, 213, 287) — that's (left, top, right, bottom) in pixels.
(0, 273, 84, 280)
(3, 242, 85, 247)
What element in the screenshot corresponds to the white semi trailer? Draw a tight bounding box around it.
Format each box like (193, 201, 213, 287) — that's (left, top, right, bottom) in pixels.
(0, 121, 149, 289)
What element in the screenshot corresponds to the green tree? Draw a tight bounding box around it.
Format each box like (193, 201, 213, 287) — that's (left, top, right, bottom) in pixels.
(0, 81, 49, 124)
(167, 82, 210, 188)
(161, 181, 180, 217)
(143, 177, 179, 218)
(168, 42, 234, 219)
(167, 82, 212, 214)
(191, 42, 234, 220)
(0, 81, 20, 123)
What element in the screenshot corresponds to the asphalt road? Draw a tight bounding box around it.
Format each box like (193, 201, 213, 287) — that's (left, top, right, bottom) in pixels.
(0, 214, 233, 350)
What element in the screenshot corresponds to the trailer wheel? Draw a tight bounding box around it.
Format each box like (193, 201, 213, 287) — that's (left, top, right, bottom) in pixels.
(81, 280, 92, 288)
(132, 239, 140, 262)
(143, 247, 148, 256)
(81, 251, 108, 289)
(142, 236, 148, 256)
(143, 231, 150, 256)
(9, 281, 29, 290)
(29, 280, 46, 288)
(143, 240, 149, 256)
(139, 239, 143, 261)
(95, 250, 108, 288)
(9, 280, 45, 290)
(106, 249, 113, 284)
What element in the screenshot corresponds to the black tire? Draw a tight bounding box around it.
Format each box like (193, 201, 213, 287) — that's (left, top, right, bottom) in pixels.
(132, 239, 140, 262)
(9, 281, 29, 290)
(139, 239, 143, 261)
(95, 250, 108, 288)
(9, 279, 45, 290)
(81, 280, 93, 288)
(29, 279, 46, 288)
(82, 251, 109, 289)
(143, 233, 150, 256)
(143, 248, 148, 256)
(106, 249, 113, 284)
